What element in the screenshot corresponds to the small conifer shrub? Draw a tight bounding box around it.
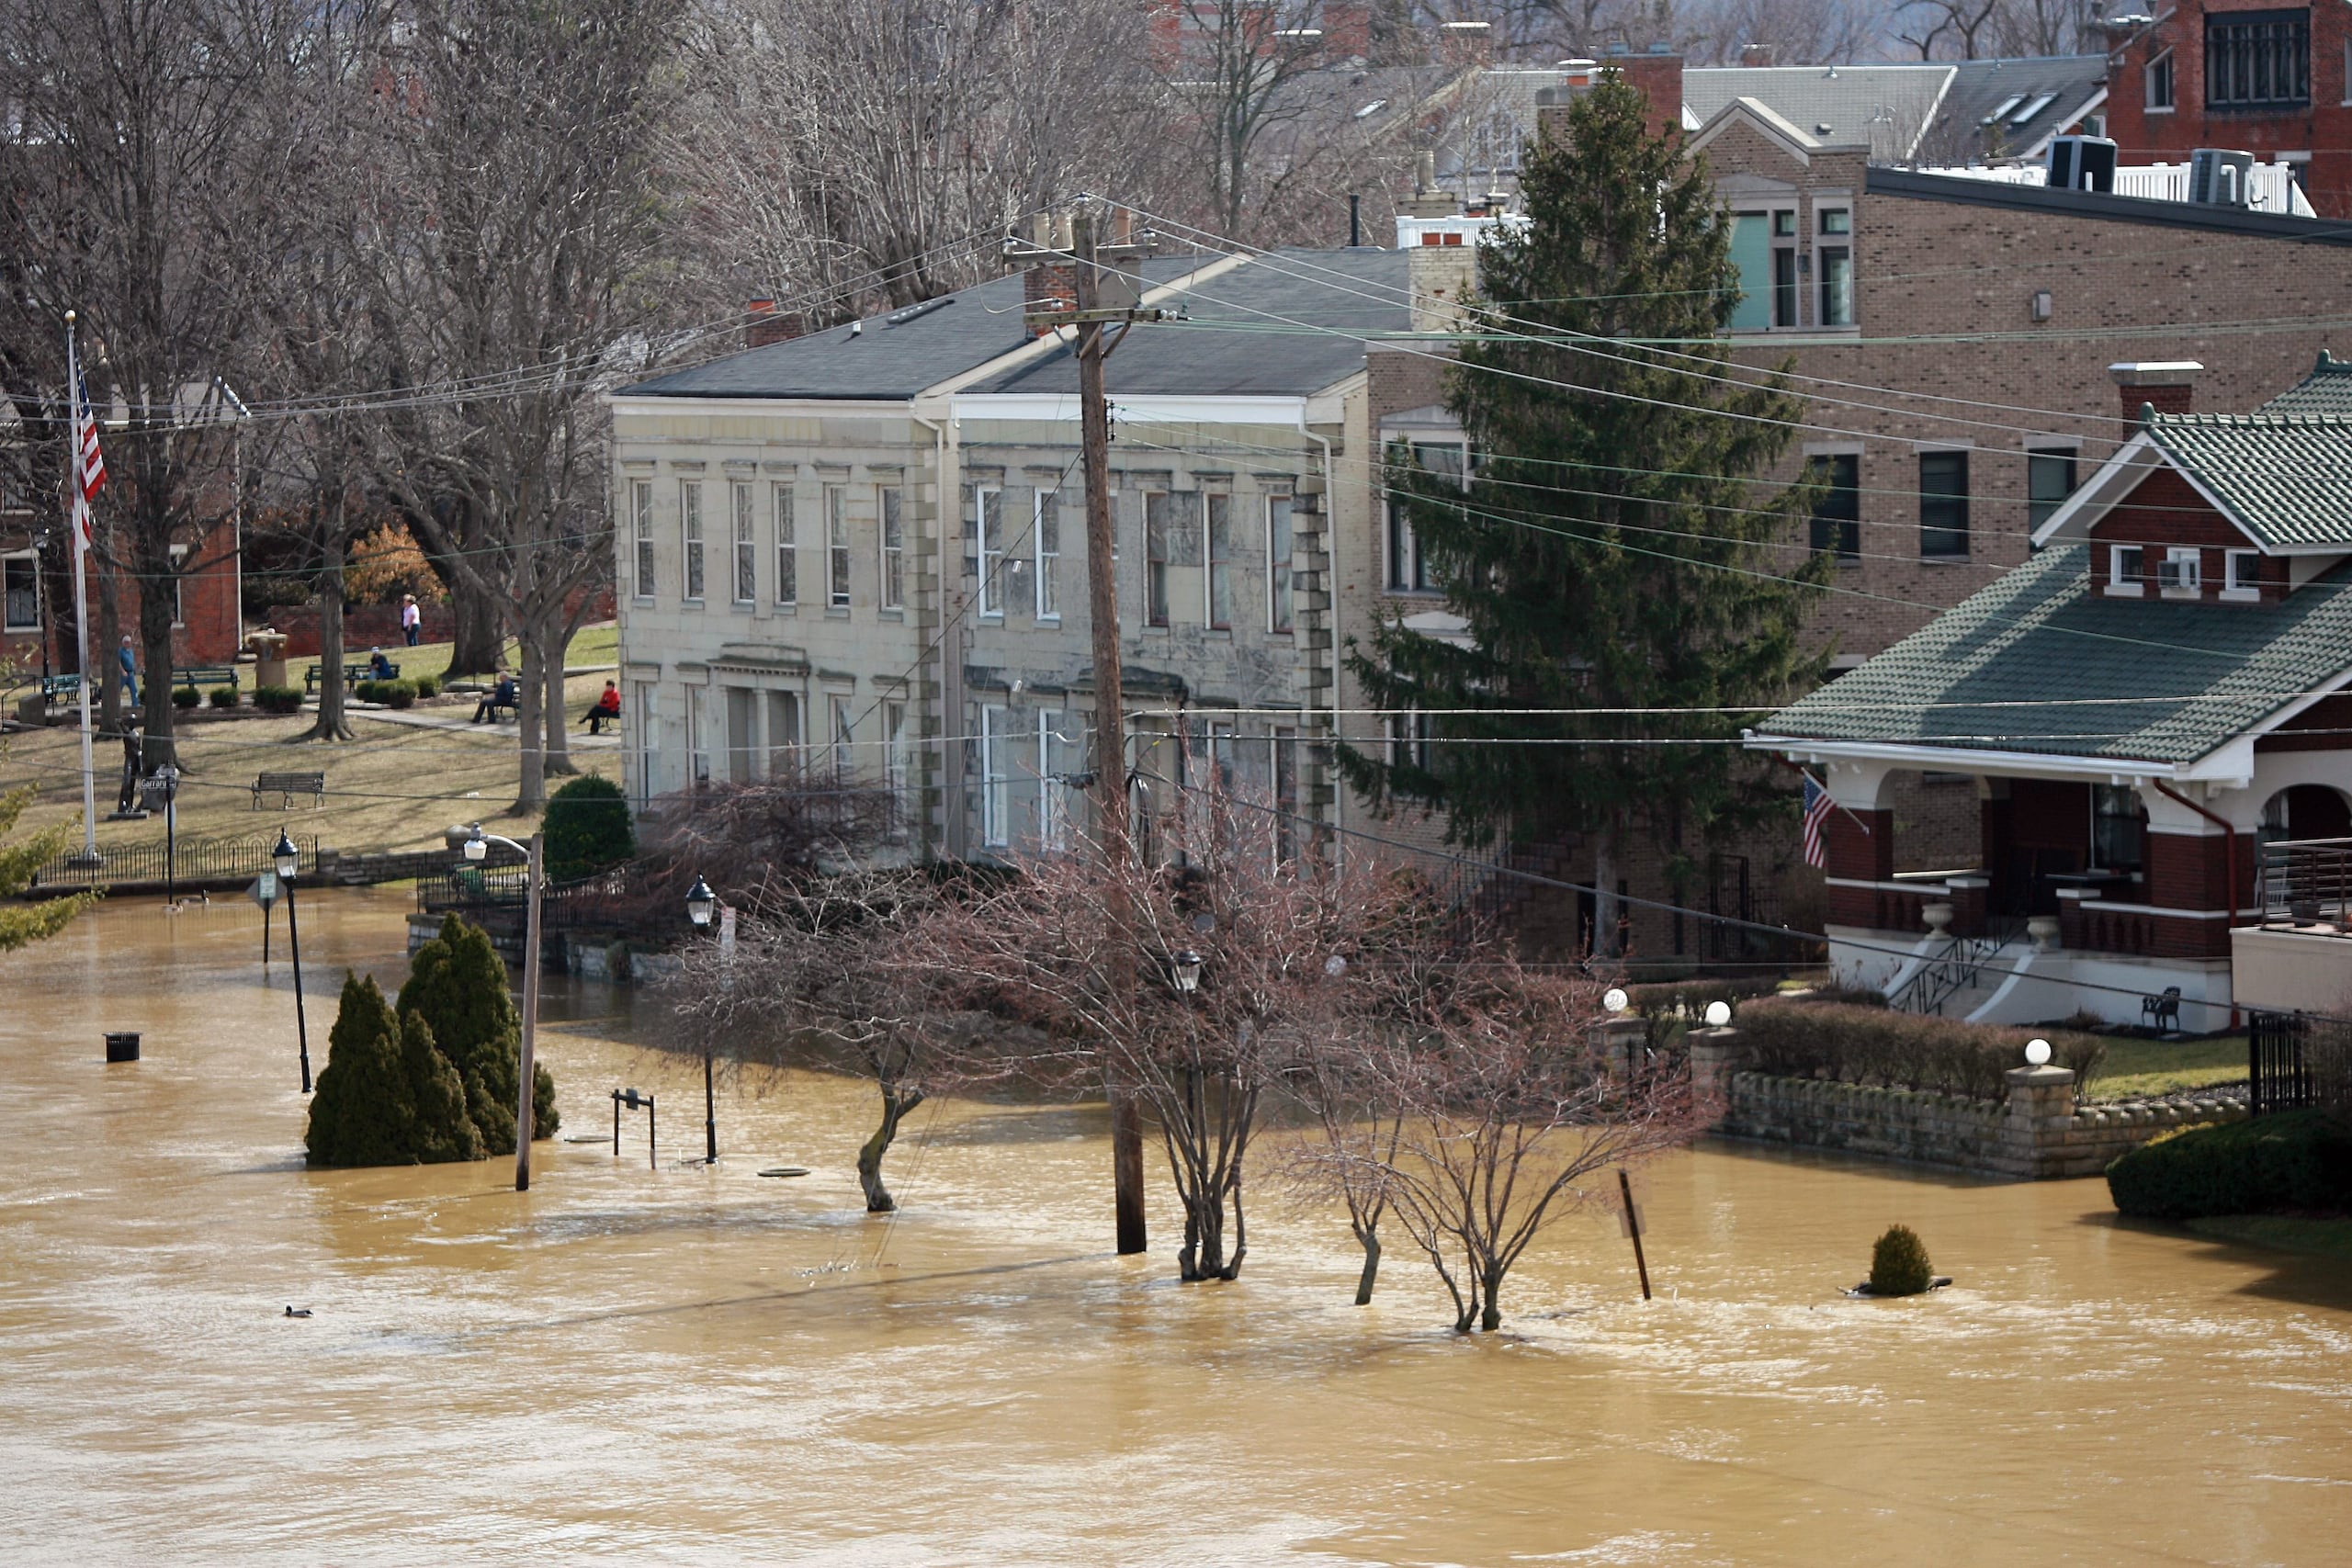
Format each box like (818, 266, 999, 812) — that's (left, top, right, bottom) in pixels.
(1868, 1224, 1934, 1297)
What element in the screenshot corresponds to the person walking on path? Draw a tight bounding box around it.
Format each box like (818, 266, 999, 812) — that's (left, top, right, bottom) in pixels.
(118, 635, 139, 707)
(584, 681, 621, 735)
(400, 595, 422, 648)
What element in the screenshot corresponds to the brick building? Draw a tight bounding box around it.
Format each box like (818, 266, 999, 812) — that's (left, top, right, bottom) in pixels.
(2102, 0, 2352, 217)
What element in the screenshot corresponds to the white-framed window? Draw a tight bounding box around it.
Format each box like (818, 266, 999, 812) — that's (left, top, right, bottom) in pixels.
(1816, 207, 1853, 328)
(1385, 440, 1463, 592)
(632, 682, 658, 798)
(883, 698, 910, 806)
(2224, 549, 2263, 599)
(826, 485, 851, 609)
(1266, 494, 1295, 633)
(979, 703, 1010, 847)
(681, 480, 706, 602)
(765, 689, 801, 776)
(2, 552, 38, 632)
(1034, 491, 1059, 620)
(686, 683, 710, 784)
(773, 484, 797, 607)
(731, 481, 756, 604)
(168, 543, 188, 626)
(831, 694, 855, 781)
(976, 486, 1004, 618)
(725, 685, 756, 783)
(2147, 48, 2176, 112)
(2159, 545, 2202, 593)
(2108, 543, 2144, 595)
(1729, 208, 1798, 332)
(1144, 491, 1172, 626)
(1386, 709, 1432, 772)
(631, 479, 655, 598)
(1038, 709, 1068, 850)
(1206, 493, 1234, 628)
(2027, 448, 2078, 530)
(1918, 450, 1969, 558)
(877, 486, 904, 611)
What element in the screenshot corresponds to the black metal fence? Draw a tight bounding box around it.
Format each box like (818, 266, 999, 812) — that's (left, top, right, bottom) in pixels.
(415, 864, 648, 936)
(2249, 1009, 2352, 1116)
(28, 831, 319, 892)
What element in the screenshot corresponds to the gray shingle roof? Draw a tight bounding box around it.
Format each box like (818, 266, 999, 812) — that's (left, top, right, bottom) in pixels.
(2143, 412, 2352, 550)
(964, 247, 1410, 400)
(1937, 55, 2108, 161)
(1683, 63, 1952, 159)
(2259, 352, 2352, 418)
(1755, 544, 2352, 765)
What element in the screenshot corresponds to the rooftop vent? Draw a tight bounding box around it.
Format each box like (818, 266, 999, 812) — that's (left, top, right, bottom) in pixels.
(2189, 148, 2256, 208)
(2047, 135, 2118, 193)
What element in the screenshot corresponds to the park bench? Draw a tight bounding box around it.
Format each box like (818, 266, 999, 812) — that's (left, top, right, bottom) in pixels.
(304, 660, 400, 694)
(474, 686, 518, 723)
(2142, 986, 2183, 1032)
(39, 672, 81, 705)
(251, 771, 326, 810)
(175, 665, 239, 693)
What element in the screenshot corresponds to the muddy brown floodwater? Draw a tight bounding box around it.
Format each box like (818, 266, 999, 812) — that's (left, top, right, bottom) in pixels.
(3, 896, 2349, 1564)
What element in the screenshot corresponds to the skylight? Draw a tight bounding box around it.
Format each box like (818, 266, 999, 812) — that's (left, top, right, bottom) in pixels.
(2009, 93, 2057, 125)
(1983, 95, 2025, 124)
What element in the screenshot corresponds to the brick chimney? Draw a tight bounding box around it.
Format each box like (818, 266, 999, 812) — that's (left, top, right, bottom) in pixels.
(744, 299, 805, 349)
(1022, 211, 1077, 339)
(1397, 149, 1458, 220)
(1437, 18, 1492, 65)
(1613, 46, 1685, 143)
(1319, 0, 1371, 59)
(1740, 42, 1776, 67)
(2109, 360, 2201, 423)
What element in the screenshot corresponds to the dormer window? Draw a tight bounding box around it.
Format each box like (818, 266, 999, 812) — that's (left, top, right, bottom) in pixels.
(2224, 549, 2263, 600)
(2108, 544, 2143, 596)
(2158, 546, 2202, 595)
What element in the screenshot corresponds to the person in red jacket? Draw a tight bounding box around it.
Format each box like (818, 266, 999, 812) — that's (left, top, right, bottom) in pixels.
(585, 680, 621, 735)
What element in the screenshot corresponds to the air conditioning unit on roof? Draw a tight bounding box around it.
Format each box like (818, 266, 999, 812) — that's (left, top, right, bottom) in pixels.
(2047, 136, 2119, 193)
(2189, 148, 2256, 208)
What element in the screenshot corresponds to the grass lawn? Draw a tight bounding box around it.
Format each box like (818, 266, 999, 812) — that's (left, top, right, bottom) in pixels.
(0, 629, 627, 859)
(2080, 1033, 2248, 1100)
(335, 622, 619, 688)
(2185, 1213, 2352, 1262)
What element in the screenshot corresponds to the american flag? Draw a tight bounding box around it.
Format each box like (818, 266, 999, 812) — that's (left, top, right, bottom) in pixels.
(71, 372, 106, 550)
(1802, 773, 1835, 869)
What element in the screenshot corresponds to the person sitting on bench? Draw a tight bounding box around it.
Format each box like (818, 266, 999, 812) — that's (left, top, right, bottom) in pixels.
(472, 670, 518, 724)
(368, 648, 394, 681)
(584, 681, 621, 735)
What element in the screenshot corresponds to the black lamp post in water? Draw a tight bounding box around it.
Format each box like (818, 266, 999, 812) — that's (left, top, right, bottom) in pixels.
(273, 829, 311, 1092)
(684, 874, 721, 1167)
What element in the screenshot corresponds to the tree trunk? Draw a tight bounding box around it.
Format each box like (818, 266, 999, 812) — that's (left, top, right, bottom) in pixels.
(96, 559, 122, 735)
(1592, 818, 1621, 961)
(541, 617, 578, 777)
(301, 531, 355, 741)
(447, 572, 503, 678)
(514, 624, 547, 812)
(138, 549, 176, 773)
(1479, 1263, 1504, 1332)
(40, 530, 79, 679)
(1353, 1226, 1382, 1305)
(855, 1085, 922, 1213)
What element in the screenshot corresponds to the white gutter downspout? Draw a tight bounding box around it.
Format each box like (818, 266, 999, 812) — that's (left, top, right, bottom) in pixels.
(1305, 421, 1340, 857)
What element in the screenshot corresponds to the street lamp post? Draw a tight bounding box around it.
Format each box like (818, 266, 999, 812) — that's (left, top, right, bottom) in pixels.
(684, 874, 724, 1167)
(466, 824, 546, 1192)
(273, 829, 311, 1092)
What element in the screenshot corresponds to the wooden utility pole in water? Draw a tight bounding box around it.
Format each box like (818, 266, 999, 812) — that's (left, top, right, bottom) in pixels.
(1015, 203, 1159, 1255)
(1619, 1168, 1652, 1300)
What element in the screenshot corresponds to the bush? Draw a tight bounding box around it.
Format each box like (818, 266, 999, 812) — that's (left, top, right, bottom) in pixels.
(544, 773, 635, 882)
(254, 684, 303, 715)
(412, 674, 438, 700)
(303, 972, 486, 1167)
(383, 679, 417, 710)
(2106, 1109, 2352, 1220)
(1734, 998, 2102, 1101)
(1623, 976, 1784, 1020)
(170, 685, 199, 709)
(1869, 1224, 1934, 1296)
(206, 685, 238, 709)
(398, 913, 558, 1150)
(353, 678, 381, 704)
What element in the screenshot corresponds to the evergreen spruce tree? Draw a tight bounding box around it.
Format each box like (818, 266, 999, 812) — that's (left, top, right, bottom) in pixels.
(305, 975, 417, 1168)
(1339, 73, 1828, 953)
(397, 913, 558, 1151)
(399, 1010, 485, 1164)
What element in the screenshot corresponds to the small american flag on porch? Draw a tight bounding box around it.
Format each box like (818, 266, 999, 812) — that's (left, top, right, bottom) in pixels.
(1802, 773, 1835, 869)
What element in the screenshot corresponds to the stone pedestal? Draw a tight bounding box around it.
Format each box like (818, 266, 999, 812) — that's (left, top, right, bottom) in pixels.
(2001, 1064, 2078, 1177)
(1685, 1025, 1745, 1119)
(1593, 1016, 1647, 1077)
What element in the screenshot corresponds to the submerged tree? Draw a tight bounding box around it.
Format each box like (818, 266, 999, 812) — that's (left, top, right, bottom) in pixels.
(304, 973, 484, 1168)
(398, 913, 558, 1153)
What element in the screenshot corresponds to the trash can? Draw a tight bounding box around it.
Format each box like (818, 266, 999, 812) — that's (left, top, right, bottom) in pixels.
(105, 1031, 141, 1063)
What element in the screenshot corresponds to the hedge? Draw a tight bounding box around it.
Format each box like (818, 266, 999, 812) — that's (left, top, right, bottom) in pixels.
(2106, 1110, 2352, 1220)
(207, 685, 238, 710)
(254, 684, 303, 714)
(1734, 998, 2106, 1102)
(412, 674, 439, 699)
(544, 773, 634, 882)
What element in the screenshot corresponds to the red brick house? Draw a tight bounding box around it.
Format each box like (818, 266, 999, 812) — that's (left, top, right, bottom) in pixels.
(2102, 0, 2352, 216)
(1750, 356, 2352, 1028)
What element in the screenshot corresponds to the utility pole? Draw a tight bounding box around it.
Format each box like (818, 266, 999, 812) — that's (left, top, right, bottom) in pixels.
(1012, 202, 1161, 1256)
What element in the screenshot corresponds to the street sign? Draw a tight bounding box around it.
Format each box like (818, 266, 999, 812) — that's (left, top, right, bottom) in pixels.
(250, 871, 279, 909)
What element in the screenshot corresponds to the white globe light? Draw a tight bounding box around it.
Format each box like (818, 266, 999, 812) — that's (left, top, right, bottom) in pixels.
(1704, 1000, 1733, 1027)
(1603, 987, 1629, 1014)
(2025, 1038, 2052, 1066)
(1323, 953, 1348, 978)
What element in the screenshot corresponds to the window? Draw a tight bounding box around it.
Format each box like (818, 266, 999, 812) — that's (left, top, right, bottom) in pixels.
(2109, 543, 2143, 592)
(633, 683, 657, 798)
(1035, 491, 1059, 619)
(2, 554, 36, 632)
(632, 479, 655, 597)
(1729, 212, 1772, 333)
(1266, 494, 1295, 633)
(831, 695, 855, 782)
(1206, 493, 1234, 628)
(878, 486, 904, 611)
(686, 684, 710, 784)
(976, 486, 1004, 617)
(1038, 710, 1067, 850)
(1918, 451, 1969, 558)
(2160, 546, 2202, 592)
(826, 485, 851, 609)
(2225, 549, 2263, 596)
(1817, 209, 1853, 328)
(681, 480, 706, 601)
(773, 484, 797, 606)
(725, 686, 757, 783)
(885, 699, 910, 807)
(2146, 48, 2176, 111)
(1386, 440, 1462, 592)
(1771, 209, 1799, 328)
(731, 482, 756, 604)
(2027, 449, 2077, 530)
(1808, 453, 1860, 561)
(1386, 709, 1433, 772)
(2207, 8, 2309, 109)
(765, 690, 801, 776)
(2092, 784, 2145, 872)
(979, 704, 1010, 846)
(1144, 491, 1173, 626)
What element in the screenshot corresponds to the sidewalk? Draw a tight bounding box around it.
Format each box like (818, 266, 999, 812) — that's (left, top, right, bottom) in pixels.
(353, 705, 624, 750)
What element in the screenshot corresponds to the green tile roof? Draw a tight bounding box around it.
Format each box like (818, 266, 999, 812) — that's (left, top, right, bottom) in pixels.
(2143, 412, 2352, 550)
(1755, 544, 2352, 765)
(2259, 351, 2352, 418)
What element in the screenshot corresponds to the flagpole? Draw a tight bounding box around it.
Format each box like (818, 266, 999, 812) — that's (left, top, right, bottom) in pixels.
(65, 311, 98, 866)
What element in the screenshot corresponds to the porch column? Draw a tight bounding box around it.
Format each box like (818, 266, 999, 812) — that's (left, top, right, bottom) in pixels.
(1821, 779, 1894, 929)
(2142, 786, 2255, 959)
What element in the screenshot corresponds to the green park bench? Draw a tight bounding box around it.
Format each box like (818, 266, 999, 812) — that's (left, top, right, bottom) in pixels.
(39, 672, 81, 705)
(251, 771, 326, 809)
(175, 665, 238, 693)
(305, 660, 399, 694)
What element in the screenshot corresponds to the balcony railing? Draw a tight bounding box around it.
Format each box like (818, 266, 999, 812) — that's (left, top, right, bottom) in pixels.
(2253, 837, 2352, 936)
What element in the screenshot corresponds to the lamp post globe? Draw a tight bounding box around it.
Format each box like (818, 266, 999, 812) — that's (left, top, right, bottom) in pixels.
(462, 822, 488, 863)
(1171, 949, 1203, 995)
(685, 874, 718, 929)
(272, 829, 300, 879)
(1703, 999, 1733, 1028)
(2025, 1038, 2053, 1067)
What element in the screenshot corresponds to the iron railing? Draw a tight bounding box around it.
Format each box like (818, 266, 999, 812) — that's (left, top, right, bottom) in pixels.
(2253, 837, 2352, 933)
(2249, 1009, 2352, 1115)
(28, 831, 318, 891)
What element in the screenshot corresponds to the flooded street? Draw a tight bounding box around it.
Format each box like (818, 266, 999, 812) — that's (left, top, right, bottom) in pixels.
(3, 897, 2347, 1564)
